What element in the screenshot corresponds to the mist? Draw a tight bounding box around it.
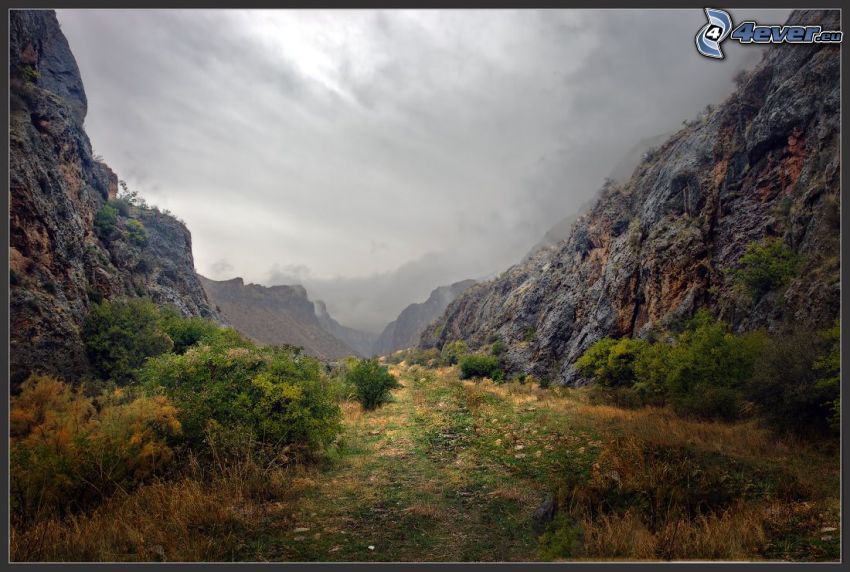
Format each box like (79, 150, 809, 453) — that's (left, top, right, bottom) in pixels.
(56, 8, 790, 332)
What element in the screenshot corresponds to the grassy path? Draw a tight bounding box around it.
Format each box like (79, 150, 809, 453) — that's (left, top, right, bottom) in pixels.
(247, 365, 599, 562)
(233, 364, 839, 563)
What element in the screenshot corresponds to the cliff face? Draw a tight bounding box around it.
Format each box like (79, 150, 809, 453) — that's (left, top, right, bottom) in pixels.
(10, 10, 217, 388)
(422, 9, 840, 385)
(200, 277, 356, 360)
(314, 300, 378, 357)
(375, 279, 476, 356)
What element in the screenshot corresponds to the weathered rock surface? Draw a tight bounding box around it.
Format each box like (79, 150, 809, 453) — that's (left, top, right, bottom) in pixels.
(375, 280, 476, 356)
(200, 277, 356, 360)
(314, 300, 378, 357)
(422, 9, 840, 386)
(10, 10, 217, 388)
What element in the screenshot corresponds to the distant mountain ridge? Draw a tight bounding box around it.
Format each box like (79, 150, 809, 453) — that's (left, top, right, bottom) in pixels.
(373, 279, 476, 356)
(314, 300, 379, 357)
(200, 276, 356, 360)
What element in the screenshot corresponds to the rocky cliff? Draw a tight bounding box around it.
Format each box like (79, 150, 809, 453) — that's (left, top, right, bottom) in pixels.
(422, 9, 840, 385)
(10, 10, 217, 388)
(375, 279, 476, 356)
(200, 277, 356, 360)
(314, 300, 378, 357)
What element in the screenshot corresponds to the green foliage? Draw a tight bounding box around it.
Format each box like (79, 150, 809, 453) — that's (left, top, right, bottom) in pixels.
(440, 340, 468, 365)
(346, 358, 401, 410)
(814, 321, 840, 433)
(491, 339, 507, 356)
(732, 238, 799, 300)
(22, 65, 39, 83)
(576, 337, 649, 388)
(83, 299, 174, 383)
(459, 354, 503, 380)
(578, 311, 762, 421)
(94, 203, 118, 236)
(748, 322, 840, 436)
(141, 344, 342, 457)
(109, 197, 132, 217)
(538, 513, 582, 560)
(157, 306, 234, 354)
(10, 375, 180, 523)
(125, 219, 149, 246)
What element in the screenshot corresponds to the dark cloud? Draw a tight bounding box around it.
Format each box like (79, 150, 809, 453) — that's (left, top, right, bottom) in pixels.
(57, 8, 790, 331)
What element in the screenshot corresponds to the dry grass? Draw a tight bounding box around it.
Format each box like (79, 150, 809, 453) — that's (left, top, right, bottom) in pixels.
(11, 458, 298, 562)
(580, 503, 767, 561)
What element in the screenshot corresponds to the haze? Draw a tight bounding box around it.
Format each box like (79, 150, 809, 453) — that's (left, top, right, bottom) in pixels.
(57, 9, 789, 332)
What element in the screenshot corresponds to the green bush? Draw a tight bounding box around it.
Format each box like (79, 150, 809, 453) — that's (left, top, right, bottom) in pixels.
(157, 306, 240, 354)
(575, 337, 648, 388)
(577, 311, 763, 421)
(731, 238, 799, 301)
(109, 197, 132, 217)
(94, 204, 118, 236)
(83, 299, 174, 383)
(459, 354, 502, 380)
(747, 322, 839, 436)
(491, 339, 507, 356)
(141, 344, 342, 458)
(346, 358, 401, 410)
(126, 219, 149, 246)
(440, 340, 468, 365)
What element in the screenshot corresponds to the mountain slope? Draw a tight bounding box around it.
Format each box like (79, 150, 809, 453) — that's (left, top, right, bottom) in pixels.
(374, 279, 476, 356)
(200, 276, 355, 360)
(314, 300, 378, 357)
(422, 9, 839, 385)
(9, 10, 217, 388)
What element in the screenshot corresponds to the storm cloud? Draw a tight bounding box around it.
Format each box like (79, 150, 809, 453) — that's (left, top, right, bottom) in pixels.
(57, 9, 790, 332)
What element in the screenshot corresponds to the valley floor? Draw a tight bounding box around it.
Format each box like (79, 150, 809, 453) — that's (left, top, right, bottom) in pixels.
(239, 364, 840, 562)
(15, 364, 840, 562)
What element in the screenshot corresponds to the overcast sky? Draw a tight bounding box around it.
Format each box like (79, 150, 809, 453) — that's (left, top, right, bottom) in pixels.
(57, 9, 790, 332)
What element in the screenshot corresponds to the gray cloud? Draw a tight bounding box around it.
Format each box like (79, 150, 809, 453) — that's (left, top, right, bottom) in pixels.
(57, 8, 790, 332)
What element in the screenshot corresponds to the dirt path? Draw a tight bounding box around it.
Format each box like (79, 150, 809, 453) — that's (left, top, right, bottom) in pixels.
(247, 365, 597, 562)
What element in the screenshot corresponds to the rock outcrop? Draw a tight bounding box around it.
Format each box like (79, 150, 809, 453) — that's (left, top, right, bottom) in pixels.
(200, 277, 356, 360)
(421, 9, 840, 385)
(375, 279, 476, 356)
(314, 300, 378, 357)
(10, 10, 217, 388)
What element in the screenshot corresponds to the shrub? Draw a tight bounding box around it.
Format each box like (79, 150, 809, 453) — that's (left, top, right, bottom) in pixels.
(141, 344, 342, 457)
(575, 337, 648, 388)
(126, 219, 149, 246)
(109, 197, 132, 217)
(459, 354, 502, 380)
(94, 204, 118, 236)
(440, 340, 468, 365)
(491, 339, 507, 356)
(82, 299, 174, 383)
(346, 358, 401, 410)
(157, 306, 232, 354)
(747, 322, 839, 436)
(577, 311, 764, 421)
(731, 238, 799, 301)
(10, 375, 180, 523)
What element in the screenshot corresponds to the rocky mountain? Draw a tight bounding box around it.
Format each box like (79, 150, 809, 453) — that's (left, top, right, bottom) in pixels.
(374, 279, 476, 356)
(421, 9, 840, 386)
(9, 10, 217, 389)
(200, 276, 355, 360)
(314, 300, 378, 357)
